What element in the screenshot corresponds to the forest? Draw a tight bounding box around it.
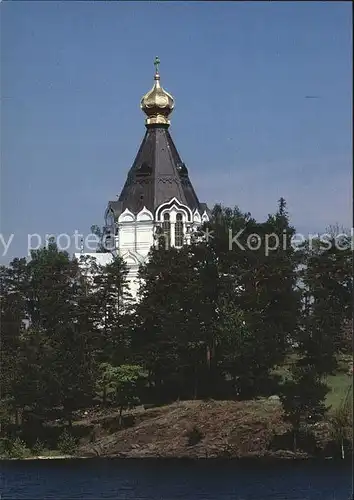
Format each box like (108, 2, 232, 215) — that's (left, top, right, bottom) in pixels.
(1, 199, 352, 458)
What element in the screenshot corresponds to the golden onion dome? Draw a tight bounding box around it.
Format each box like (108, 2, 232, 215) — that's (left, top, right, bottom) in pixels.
(140, 57, 175, 127)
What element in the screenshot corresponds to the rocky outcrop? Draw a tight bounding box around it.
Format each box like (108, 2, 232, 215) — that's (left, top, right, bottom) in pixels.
(77, 399, 315, 459)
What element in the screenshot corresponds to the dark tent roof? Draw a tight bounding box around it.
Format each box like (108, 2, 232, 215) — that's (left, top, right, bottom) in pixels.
(110, 125, 205, 217)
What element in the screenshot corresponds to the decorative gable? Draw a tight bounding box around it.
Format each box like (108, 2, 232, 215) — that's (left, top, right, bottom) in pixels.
(118, 208, 135, 223)
(137, 206, 154, 222)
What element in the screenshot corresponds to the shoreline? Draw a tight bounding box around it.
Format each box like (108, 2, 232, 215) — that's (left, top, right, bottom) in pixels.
(1, 400, 351, 464)
(1, 454, 348, 462)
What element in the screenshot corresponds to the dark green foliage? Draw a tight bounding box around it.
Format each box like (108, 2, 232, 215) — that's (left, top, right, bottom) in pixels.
(0, 241, 132, 433)
(328, 402, 353, 459)
(91, 255, 134, 365)
(280, 365, 329, 428)
(96, 363, 143, 423)
(32, 438, 45, 456)
(299, 233, 352, 375)
(203, 199, 301, 398)
(0, 258, 28, 414)
(0, 200, 349, 453)
(279, 364, 329, 453)
(134, 242, 222, 401)
(277, 230, 353, 452)
(0, 437, 31, 459)
(57, 429, 77, 455)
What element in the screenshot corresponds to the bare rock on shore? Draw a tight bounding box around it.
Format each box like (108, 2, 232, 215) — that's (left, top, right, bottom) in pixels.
(77, 399, 300, 459)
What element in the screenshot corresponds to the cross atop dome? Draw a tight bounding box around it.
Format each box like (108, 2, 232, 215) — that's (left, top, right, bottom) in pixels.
(153, 56, 160, 75)
(140, 57, 175, 127)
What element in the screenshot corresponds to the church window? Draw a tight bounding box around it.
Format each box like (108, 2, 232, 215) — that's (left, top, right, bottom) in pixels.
(106, 211, 114, 227)
(175, 213, 184, 247)
(160, 212, 171, 249)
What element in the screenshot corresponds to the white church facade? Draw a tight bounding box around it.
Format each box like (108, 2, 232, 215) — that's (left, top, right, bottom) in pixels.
(75, 58, 209, 299)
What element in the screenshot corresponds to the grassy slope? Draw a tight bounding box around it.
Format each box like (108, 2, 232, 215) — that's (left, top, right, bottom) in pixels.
(273, 354, 352, 411)
(326, 372, 352, 409)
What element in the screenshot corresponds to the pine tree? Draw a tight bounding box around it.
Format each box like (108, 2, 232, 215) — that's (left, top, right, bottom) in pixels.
(90, 255, 134, 365)
(205, 200, 301, 397)
(134, 246, 192, 400)
(0, 259, 29, 425)
(280, 364, 329, 453)
(299, 232, 352, 375)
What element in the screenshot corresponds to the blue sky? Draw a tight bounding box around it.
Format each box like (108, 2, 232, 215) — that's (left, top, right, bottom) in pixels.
(1, 1, 352, 262)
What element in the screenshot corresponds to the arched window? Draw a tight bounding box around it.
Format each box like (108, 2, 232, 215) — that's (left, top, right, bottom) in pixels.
(160, 212, 171, 249)
(175, 213, 184, 247)
(106, 210, 115, 227)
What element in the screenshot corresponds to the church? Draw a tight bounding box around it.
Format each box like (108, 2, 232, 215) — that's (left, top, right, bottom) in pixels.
(76, 58, 209, 299)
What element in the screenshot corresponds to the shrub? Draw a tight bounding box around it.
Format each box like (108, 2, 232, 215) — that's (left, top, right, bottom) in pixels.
(0, 437, 12, 457)
(32, 439, 45, 456)
(328, 404, 353, 459)
(12, 438, 31, 458)
(0, 437, 31, 459)
(57, 429, 77, 455)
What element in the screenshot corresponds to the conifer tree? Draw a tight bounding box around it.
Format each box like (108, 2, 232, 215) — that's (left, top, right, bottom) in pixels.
(90, 255, 134, 365)
(299, 232, 352, 375)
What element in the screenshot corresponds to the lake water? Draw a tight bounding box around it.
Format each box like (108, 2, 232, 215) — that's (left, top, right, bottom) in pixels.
(1, 458, 352, 499)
